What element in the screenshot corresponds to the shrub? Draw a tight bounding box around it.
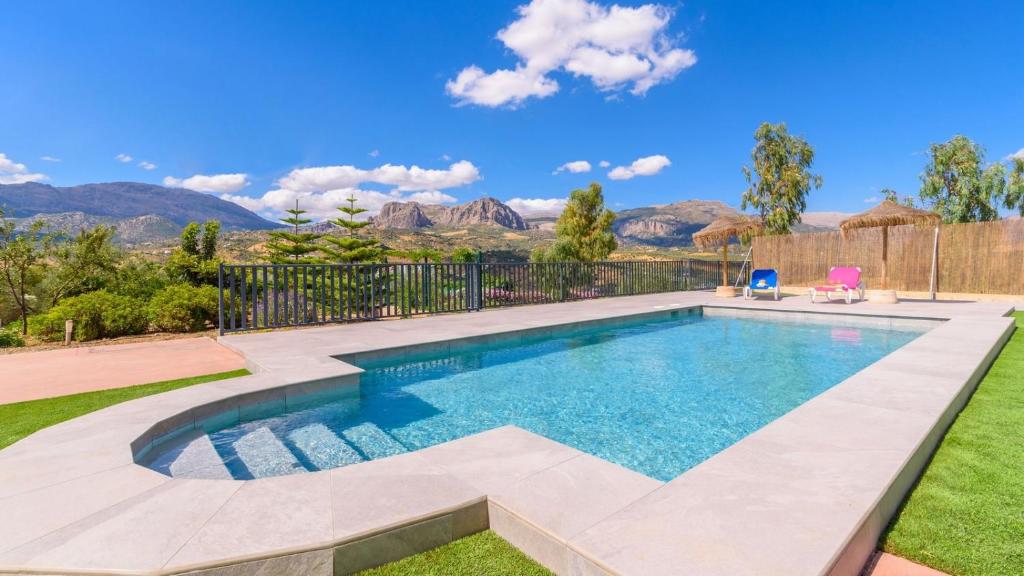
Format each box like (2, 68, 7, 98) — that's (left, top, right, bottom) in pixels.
(0, 326, 24, 348)
(148, 284, 219, 333)
(29, 291, 148, 342)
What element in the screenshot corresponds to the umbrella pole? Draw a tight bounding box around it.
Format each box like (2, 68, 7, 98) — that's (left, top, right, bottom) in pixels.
(929, 225, 939, 300)
(722, 242, 728, 286)
(881, 226, 888, 290)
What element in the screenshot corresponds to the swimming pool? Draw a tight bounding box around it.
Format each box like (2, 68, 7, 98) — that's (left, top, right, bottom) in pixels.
(146, 311, 924, 481)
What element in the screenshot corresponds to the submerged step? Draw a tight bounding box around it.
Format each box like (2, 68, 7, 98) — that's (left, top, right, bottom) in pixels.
(232, 427, 306, 478)
(342, 422, 408, 460)
(288, 423, 364, 470)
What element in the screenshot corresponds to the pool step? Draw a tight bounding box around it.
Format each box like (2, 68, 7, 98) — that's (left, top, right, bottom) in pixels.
(341, 422, 407, 460)
(232, 427, 306, 478)
(288, 423, 364, 469)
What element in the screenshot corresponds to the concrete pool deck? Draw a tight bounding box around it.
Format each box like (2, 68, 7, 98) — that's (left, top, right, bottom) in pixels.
(0, 292, 1015, 575)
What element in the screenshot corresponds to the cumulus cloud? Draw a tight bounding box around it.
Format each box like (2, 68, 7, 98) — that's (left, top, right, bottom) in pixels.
(506, 197, 568, 216)
(0, 153, 48, 185)
(115, 153, 133, 163)
(607, 154, 670, 180)
(278, 160, 480, 194)
(40, 156, 61, 162)
(553, 160, 592, 174)
(598, 160, 610, 168)
(446, 0, 696, 107)
(138, 161, 157, 170)
(219, 160, 479, 220)
(369, 149, 380, 158)
(164, 173, 250, 194)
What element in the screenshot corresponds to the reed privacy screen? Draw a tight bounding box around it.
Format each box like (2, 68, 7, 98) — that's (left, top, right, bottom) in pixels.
(218, 259, 748, 334)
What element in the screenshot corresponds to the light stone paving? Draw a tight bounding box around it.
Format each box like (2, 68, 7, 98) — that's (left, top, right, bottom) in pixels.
(0, 292, 1014, 576)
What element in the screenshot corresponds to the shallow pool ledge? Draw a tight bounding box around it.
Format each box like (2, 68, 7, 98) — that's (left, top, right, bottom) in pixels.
(0, 292, 1015, 576)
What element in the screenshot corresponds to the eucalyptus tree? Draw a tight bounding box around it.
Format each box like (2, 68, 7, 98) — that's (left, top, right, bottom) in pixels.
(918, 135, 1021, 223)
(741, 122, 823, 235)
(0, 209, 52, 334)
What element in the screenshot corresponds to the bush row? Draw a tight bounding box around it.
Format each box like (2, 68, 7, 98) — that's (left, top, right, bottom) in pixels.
(28, 284, 220, 342)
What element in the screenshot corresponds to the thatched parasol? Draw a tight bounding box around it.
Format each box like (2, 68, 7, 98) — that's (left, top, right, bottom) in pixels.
(839, 200, 940, 290)
(693, 215, 763, 286)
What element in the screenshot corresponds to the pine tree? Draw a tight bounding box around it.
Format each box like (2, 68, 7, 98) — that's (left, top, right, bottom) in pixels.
(266, 200, 322, 263)
(321, 195, 382, 263)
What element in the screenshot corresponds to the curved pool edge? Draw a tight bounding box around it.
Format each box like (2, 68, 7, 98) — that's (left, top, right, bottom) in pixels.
(0, 292, 1015, 576)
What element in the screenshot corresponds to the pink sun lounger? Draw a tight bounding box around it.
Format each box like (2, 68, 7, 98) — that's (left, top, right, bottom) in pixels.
(809, 266, 865, 304)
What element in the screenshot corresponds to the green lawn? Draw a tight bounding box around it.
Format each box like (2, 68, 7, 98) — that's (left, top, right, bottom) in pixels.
(0, 369, 250, 450)
(357, 530, 551, 576)
(882, 311, 1024, 576)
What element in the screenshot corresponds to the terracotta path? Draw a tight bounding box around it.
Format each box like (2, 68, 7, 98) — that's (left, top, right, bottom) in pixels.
(0, 337, 245, 404)
(868, 552, 951, 576)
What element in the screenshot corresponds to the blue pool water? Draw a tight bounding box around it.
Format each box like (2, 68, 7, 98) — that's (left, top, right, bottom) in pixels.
(148, 311, 923, 481)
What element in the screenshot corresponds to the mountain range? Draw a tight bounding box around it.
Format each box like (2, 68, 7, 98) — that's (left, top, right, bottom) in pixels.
(371, 198, 528, 230)
(0, 182, 276, 231)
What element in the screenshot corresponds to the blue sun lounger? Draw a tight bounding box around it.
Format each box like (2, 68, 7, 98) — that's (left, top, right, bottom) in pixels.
(744, 268, 780, 300)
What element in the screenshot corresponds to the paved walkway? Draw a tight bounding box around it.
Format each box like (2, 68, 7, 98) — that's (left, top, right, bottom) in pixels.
(0, 338, 245, 404)
(868, 552, 951, 576)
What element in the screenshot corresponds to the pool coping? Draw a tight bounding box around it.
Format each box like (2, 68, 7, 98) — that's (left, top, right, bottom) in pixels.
(0, 292, 1015, 575)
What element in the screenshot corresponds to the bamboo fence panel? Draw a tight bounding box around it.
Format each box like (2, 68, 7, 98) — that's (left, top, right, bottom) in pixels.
(752, 219, 1024, 295)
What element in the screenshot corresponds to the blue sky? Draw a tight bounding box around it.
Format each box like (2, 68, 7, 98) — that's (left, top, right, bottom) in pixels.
(1, 0, 1022, 220)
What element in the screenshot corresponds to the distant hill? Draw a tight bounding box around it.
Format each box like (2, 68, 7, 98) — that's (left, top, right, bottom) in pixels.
(0, 182, 277, 231)
(795, 211, 850, 232)
(613, 200, 739, 246)
(12, 211, 183, 244)
(372, 197, 528, 230)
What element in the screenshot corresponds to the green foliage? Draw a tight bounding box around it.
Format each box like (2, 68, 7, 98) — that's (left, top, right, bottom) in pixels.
(45, 225, 121, 305)
(111, 257, 169, 299)
(741, 122, 823, 235)
(0, 208, 52, 334)
(881, 188, 916, 207)
(450, 247, 478, 263)
(1004, 158, 1024, 216)
(918, 135, 1019, 223)
(29, 290, 148, 342)
(0, 325, 24, 348)
(321, 196, 382, 263)
(166, 220, 221, 285)
(266, 200, 322, 263)
(147, 284, 219, 332)
(532, 183, 616, 262)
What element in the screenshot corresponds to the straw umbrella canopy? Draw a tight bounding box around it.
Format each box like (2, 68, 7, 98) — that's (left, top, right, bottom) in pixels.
(693, 215, 763, 286)
(839, 200, 940, 290)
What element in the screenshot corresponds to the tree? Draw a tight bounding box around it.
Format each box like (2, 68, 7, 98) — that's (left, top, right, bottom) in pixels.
(321, 195, 382, 263)
(1003, 158, 1024, 216)
(0, 209, 52, 334)
(166, 220, 221, 285)
(531, 183, 616, 262)
(45, 225, 121, 305)
(450, 247, 477, 263)
(741, 122, 823, 235)
(881, 188, 916, 207)
(266, 200, 322, 263)
(918, 135, 1017, 223)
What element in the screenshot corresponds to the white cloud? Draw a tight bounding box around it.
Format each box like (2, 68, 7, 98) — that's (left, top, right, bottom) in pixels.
(864, 196, 879, 203)
(446, 0, 696, 108)
(607, 154, 670, 180)
(1009, 148, 1024, 160)
(598, 160, 610, 168)
(138, 161, 157, 171)
(506, 197, 568, 216)
(369, 149, 380, 158)
(219, 160, 478, 220)
(115, 153, 133, 163)
(40, 156, 61, 162)
(278, 160, 481, 194)
(164, 173, 250, 194)
(441, 153, 452, 161)
(0, 153, 47, 185)
(553, 160, 592, 174)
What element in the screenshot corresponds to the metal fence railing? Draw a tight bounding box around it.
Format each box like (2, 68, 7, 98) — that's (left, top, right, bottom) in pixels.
(218, 259, 748, 334)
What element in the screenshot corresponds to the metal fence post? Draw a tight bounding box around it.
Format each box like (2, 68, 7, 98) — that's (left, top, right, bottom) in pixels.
(217, 263, 224, 336)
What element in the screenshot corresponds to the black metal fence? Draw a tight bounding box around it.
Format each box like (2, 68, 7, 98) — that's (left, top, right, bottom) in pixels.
(218, 259, 748, 334)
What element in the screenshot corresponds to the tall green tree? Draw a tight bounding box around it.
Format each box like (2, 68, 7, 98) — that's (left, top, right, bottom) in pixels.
(166, 220, 221, 285)
(1002, 157, 1024, 216)
(266, 200, 322, 263)
(531, 182, 616, 262)
(0, 209, 52, 334)
(918, 135, 1018, 223)
(741, 122, 823, 235)
(45, 225, 121, 305)
(321, 195, 382, 263)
